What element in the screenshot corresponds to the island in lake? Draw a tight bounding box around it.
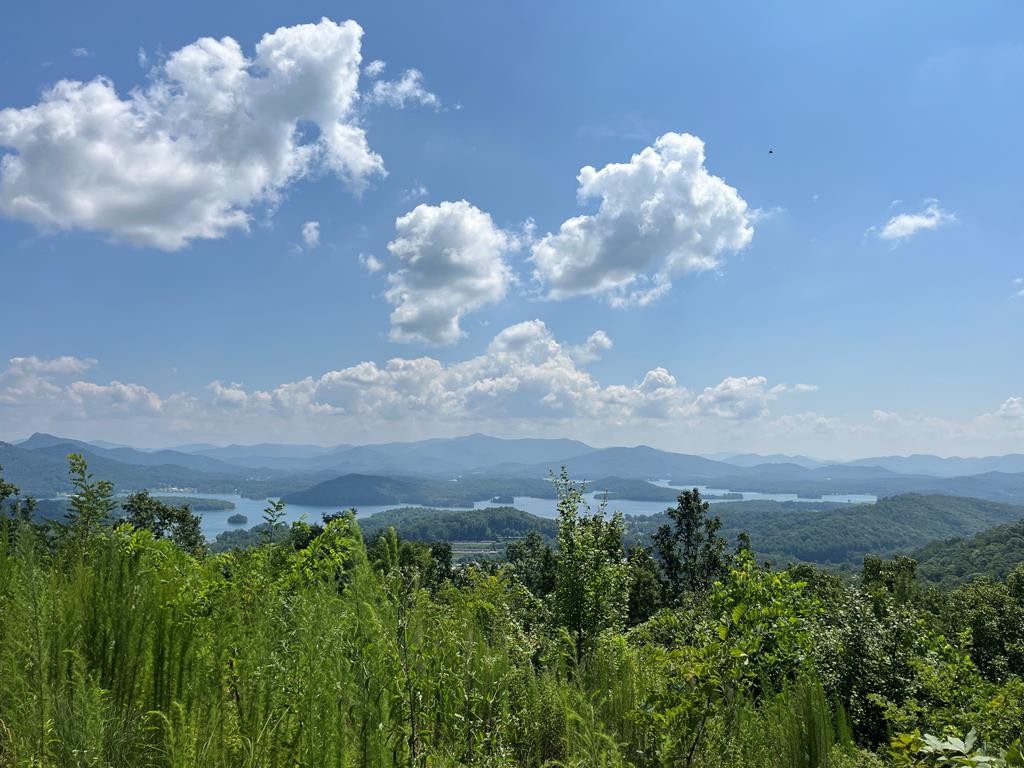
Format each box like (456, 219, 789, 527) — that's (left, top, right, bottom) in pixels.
(228, 513, 248, 525)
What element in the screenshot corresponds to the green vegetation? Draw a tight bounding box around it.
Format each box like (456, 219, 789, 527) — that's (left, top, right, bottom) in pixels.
(152, 496, 235, 511)
(911, 520, 1024, 589)
(1, 460, 1023, 766)
(358, 505, 558, 543)
(628, 495, 1024, 569)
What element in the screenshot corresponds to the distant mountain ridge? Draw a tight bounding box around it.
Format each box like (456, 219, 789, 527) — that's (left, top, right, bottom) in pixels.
(715, 452, 827, 469)
(845, 453, 1024, 477)
(19, 433, 249, 475)
(7, 432, 1024, 508)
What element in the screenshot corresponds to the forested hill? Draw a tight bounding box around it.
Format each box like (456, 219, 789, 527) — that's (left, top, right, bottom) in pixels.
(357, 506, 559, 543)
(912, 519, 1024, 588)
(627, 494, 1024, 568)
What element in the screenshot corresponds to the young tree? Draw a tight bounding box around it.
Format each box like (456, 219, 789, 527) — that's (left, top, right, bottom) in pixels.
(505, 530, 556, 598)
(626, 544, 662, 625)
(261, 499, 288, 545)
(550, 469, 629, 653)
(122, 491, 205, 556)
(653, 487, 728, 604)
(66, 454, 115, 545)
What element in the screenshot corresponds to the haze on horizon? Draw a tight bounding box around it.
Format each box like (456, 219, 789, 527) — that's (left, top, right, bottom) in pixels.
(1, 3, 1022, 459)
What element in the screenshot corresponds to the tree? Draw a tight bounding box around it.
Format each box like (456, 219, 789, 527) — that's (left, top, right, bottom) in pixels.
(626, 544, 661, 625)
(122, 491, 204, 556)
(426, 541, 453, 590)
(261, 499, 287, 545)
(66, 454, 115, 545)
(505, 530, 556, 598)
(653, 487, 728, 604)
(549, 469, 629, 653)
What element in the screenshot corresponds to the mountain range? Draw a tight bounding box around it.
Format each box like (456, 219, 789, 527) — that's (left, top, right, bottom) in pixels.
(4, 432, 1024, 507)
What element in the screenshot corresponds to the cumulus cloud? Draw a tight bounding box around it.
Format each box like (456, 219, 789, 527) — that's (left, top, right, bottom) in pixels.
(385, 200, 515, 345)
(996, 396, 1024, 421)
(531, 132, 754, 305)
(0, 355, 178, 420)
(876, 200, 955, 241)
(71, 47, 91, 58)
(6, 348, 1022, 457)
(202, 320, 810, 429)
(367, 68, 440, 109)
(301, 220, 320, 248)
(359, 253, 384, 273)
(7, 355, 96, 376)
(363, 59, 386, 78)
(1013, 277, 1024, 298)
(694, 376, 778, 419)
(0, 18, 433, 249)
(569, 330, 613, 363)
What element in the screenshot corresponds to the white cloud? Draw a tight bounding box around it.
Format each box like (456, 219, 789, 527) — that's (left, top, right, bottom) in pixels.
(137, 47, 149, 68)
(877, 200, 955, 241)
(0, 18, 431, 249)
(401, 182, 429, 202)
(6, 355, 96, 376)
(202, 320, 808, 429)
(364, 59, 386, 78)
(1013, 277, 1024, 298)
(996, 396, 1024, 421)
(301, 220, 320, 248)
(5, 349, 1021, 458)
(694, 376, 777, 419)
(531, 132, 754, 305)
(0, 355, 180, 421)
(385, 200, 515, 345)
(359, 252, 384, 273)
(71, 47, 91, 58)
(65, 381, 164, 416)
(367, 68, 440, 109)
(569, 330, 613, 363)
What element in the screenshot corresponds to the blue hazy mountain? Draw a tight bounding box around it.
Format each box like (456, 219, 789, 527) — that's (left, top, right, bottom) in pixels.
(843, 454, 1024, 477)
(18, 433, 249, 475)
(716, 453, 828, 469)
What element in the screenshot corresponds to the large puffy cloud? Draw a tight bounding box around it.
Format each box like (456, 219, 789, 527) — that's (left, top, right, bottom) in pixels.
(0, 18, 430, 249)
(384, 201, 515, 345)
(0, 355, 181, 420)
(876, 200, 955, 242)
(210, 320, 800, 427)
(531, 132, 754, 306)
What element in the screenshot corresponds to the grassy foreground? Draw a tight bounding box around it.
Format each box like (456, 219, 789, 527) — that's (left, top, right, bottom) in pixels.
(0, 460, 1022, 767)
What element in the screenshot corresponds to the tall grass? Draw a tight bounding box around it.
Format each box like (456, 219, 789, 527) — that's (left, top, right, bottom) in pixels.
(0, 517, 857, 768)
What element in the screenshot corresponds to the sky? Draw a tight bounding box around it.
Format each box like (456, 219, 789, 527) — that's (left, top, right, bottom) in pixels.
(0, 1, 1022, 458)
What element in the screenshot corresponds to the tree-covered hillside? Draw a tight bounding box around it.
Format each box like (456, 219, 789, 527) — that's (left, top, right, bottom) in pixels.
(628, 494, 1024, 568)
(912, 520, 1024, 589)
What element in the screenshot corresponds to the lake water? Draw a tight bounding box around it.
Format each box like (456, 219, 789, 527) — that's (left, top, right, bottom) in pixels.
(157, 492, 441, 539)
(168, 482, 876, 541)
(648, 479, 877, 506)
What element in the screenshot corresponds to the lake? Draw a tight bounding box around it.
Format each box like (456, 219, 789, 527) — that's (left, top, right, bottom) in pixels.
(168, 483, 877, 540)
(648, 479, 877, 506)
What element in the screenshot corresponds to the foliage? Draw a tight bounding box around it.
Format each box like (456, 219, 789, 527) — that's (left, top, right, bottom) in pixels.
(652, 487, 731, 603)
(0, 459, 1022, 767)
(121, 490, 205, 556)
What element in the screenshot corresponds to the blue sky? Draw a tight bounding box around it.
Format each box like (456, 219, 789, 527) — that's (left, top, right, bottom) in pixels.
(1, 1, 1022, 456)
